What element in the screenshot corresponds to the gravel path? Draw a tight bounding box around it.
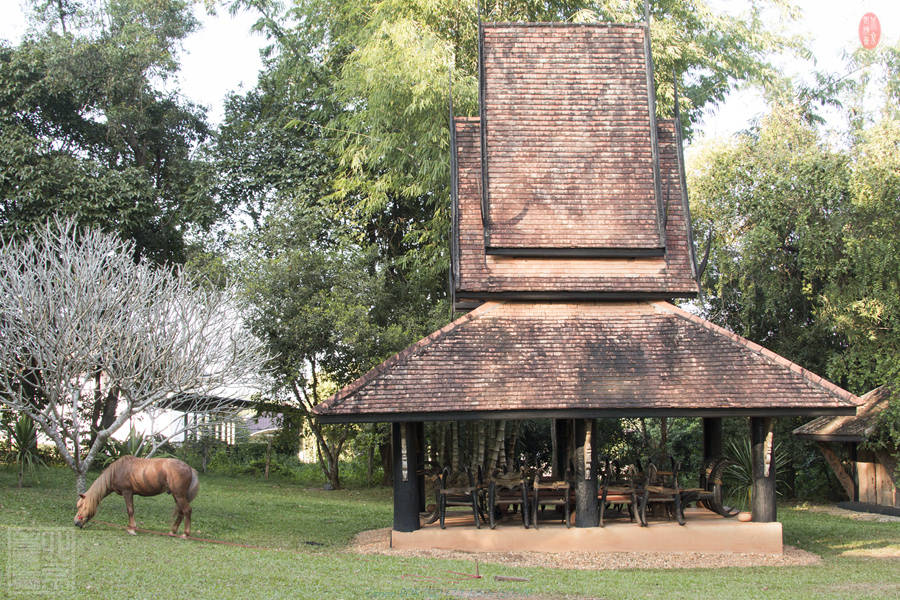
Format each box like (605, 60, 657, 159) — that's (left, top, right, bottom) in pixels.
(348, 528, 821, 570)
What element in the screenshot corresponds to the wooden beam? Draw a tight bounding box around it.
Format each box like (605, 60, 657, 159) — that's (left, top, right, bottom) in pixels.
(816, 442, 854, 501)
(703, 417, 723, 461)
(392, 422, 421, 532)
(750, 417, 776, 522)
(574, 419, 598, 528)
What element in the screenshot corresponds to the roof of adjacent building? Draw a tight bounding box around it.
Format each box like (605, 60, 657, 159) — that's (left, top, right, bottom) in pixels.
(314, 301, 860, 422)
(479, 23, 662, 252)
(793, 386, 892, 442)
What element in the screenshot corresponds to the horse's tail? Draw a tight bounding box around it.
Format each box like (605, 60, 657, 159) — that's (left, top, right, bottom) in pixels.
(187, 468, 200, 503)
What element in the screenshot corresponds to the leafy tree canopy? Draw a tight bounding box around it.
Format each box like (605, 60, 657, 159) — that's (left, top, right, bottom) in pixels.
(0, 0, 222, 263)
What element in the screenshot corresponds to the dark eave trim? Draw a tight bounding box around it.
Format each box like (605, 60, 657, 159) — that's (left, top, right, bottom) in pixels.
(486, 246, 665, 258)
(316, 406, 858, 424)
(455, 290, 699, 301)
(643, 4, 664, 248)
(793, 433, 866, 443)
(477, 17, 491, 237)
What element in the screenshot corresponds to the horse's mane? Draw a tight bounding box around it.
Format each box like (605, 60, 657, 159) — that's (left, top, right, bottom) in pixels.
(82, 456, 132, 517)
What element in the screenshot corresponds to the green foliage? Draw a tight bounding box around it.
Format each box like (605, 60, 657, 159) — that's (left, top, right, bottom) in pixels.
(95, 427, 152, 468)
(723, 439, 791, 511)
(7, 414, 45, 487)
(0, 0, 222, 263)
(690, 103, 851, 375)
(866, 390, 900, 457)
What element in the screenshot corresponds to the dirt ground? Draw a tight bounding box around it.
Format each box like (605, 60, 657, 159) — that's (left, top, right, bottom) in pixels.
(348, 527, 821, 571)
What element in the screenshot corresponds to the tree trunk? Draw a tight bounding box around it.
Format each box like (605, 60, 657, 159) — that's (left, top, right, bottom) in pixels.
(450, 421, 460, 471)
(474, 422, 486, 474)
(660, 417, 668, 457)
(76, 470, 87, 495)
(379, 440, 392, 486)
(507, 420, 520, 469)
(487, 420, 506, 473)
(367, 442, 374, 486)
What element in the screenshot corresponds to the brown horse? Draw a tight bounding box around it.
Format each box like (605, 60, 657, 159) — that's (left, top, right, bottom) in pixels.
(74, 456, 199, 537)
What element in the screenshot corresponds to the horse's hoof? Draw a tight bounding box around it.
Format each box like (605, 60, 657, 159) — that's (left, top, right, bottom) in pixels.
(180, 534, 188, 539)
(126, 529, 137, 536)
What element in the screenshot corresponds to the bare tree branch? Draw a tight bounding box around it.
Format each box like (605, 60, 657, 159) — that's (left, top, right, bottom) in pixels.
(0, 218, 268, 493)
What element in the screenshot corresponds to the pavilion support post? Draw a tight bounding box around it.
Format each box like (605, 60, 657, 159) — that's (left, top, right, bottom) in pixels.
(750, 417, 777, 523)
(552, 419, 569, 480)
(392, 422, 421, 532)
(415, 422, 426, 512)
(702, 417, 723, 461)
(574, 419, 599, 528)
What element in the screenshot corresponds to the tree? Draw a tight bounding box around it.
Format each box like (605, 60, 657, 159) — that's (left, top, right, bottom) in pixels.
(0, 0, 221, 264)
(240, 202, 411, 489)
(0, 219, 266, 493)
(689, 103, 850, 376)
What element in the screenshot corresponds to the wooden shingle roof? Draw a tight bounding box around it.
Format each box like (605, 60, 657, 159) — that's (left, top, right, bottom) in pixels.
(314, 301, 859, 422)
(794, 386, 891, 442)
(454, 117, 698, 300)
(480, 23, 663, 252)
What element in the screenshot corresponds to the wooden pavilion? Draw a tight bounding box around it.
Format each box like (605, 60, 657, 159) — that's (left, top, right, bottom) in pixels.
(313, 17, 860, 541)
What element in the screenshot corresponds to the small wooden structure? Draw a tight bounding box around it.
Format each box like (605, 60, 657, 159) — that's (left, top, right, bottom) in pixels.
(794, 386, 898, 509)
(314, 15, 861, 540)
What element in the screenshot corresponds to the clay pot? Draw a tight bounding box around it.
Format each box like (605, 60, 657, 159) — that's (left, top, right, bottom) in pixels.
(737, 511, 752, 522)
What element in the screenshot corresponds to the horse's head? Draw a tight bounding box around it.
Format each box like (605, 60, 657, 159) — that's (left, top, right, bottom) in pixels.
(74, 493, 95, 528)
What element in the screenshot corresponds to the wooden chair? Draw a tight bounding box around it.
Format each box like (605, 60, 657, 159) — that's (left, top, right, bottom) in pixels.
(531, 463, 573, 529)
(598, 459, 639, 527)
(438, 466, 481, 529)
(639, 458, 684, 526)
(485, 468, 530, 529)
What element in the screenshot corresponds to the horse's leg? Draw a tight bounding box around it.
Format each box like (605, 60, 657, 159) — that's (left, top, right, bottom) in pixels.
(170, 503, 184, 536)
(123, 491, 137, 535)
(173, 496, 191, 538)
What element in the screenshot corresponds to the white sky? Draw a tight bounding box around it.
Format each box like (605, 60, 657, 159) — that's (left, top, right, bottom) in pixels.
(0, 1, 897, 138)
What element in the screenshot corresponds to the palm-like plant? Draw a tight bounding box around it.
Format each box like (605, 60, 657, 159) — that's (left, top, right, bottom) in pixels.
(723, 439, 790, 511)
(10, 414, 44, 487)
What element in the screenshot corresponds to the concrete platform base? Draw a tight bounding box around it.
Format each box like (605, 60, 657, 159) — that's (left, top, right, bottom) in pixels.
(391, 509, 783, 554)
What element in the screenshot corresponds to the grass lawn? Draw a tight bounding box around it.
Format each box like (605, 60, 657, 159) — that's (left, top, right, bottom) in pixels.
(1, 466, 898, 599)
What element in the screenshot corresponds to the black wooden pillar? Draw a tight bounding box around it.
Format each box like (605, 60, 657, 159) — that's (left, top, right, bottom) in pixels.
(574, 419, 599, 528)
(552, 419, 570, 480)
(703, 417, 723, 462)
(392, 422, 421, 532)
(415, 422, 426, 511)
(750, 417, 777, 522)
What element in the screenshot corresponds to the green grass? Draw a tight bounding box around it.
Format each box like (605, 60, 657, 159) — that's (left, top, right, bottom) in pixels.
(1, 466, 898, 599)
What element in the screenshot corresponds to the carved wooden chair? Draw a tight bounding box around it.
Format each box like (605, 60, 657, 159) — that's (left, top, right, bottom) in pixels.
(531, 462, 574, 529)
(484, 467, 530, 529)
(639, 458, 685, 526)
(598, 458, 639, 527)
(438, 466, 481, 529)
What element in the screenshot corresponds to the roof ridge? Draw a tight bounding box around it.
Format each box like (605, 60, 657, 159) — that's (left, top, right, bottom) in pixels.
(650, 301, 860, 406)
(314, 302, 505, 414)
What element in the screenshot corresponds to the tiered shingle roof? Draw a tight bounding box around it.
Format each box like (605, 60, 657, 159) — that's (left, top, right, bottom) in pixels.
(315, 301, 859, 422)
(450, 23, 698, 302)
(480, 24, 663, 252)
(314, 20, 859, 422)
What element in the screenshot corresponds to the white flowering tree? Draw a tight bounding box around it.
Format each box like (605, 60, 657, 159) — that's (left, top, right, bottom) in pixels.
(0, 219, 267, 493)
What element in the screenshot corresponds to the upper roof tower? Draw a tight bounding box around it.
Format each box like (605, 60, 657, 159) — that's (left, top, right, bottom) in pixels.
(450, 21, 700, 304)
